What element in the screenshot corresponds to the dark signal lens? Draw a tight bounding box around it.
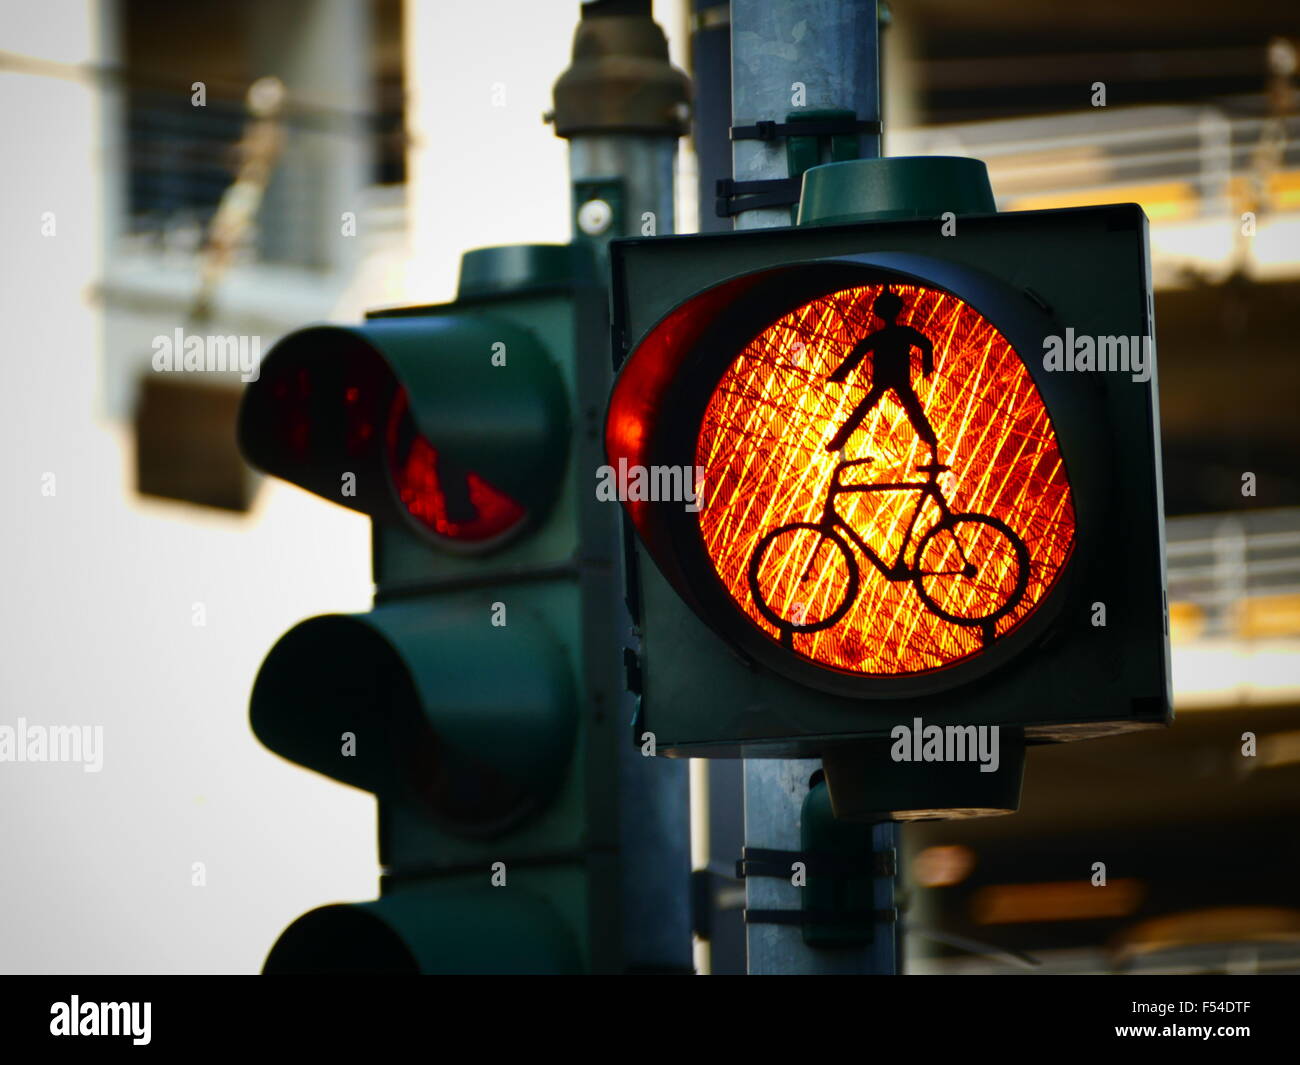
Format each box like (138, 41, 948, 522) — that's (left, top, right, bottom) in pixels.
(268, 367, 313, 460)
(262, 351, 386, 464)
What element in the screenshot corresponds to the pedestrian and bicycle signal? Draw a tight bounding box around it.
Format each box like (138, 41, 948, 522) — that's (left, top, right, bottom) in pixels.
(704, 282, 1063, 675)
(607, 188, 1170, 785)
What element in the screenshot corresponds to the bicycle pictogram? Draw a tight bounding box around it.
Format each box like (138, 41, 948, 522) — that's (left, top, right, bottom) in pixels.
(747, 456, 1030, 650)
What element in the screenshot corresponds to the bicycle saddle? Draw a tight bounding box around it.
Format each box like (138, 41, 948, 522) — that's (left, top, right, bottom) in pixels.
(915, 463, 951, 473)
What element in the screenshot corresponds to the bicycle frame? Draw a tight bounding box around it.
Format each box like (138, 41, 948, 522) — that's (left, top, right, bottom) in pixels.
(818, 460, 954, 579)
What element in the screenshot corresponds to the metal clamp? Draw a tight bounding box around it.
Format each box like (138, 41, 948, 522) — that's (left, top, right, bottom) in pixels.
(745, 907, 898, 927)
(736, 845, 896, 880)
(730, 118, 881, 141)
(738, 828, 897, 946)
(718, 111, 880, 219)
(715, 176, 802, 218)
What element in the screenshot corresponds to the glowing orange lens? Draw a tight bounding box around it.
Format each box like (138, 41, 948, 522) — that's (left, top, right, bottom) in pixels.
(695, 283, 1075, 675)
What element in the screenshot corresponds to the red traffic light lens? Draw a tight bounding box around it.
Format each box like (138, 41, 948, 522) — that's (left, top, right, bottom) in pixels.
(240, 316, 567, 550)
(386, 388, 526, 544)
(695, 282, 1075, 676)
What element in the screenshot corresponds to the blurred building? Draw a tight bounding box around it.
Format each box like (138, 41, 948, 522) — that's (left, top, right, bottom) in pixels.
(882, 1, 1300, 974)
(0, 0, 574, 975)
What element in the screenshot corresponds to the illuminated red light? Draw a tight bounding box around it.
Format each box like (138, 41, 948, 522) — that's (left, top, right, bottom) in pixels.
(606, 273, 766, 541)
(386, 389, 525, 543)
(695, 282, 1075, 676)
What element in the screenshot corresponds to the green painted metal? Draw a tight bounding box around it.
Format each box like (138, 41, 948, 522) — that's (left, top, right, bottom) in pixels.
(239, 240, 697, 973)
(239, 312, 568, 520)
(243, 237, 692, 973)
(263, 884, 583, 974)
(249, 598, 577, 836)
(797, 156, 996, 226)
(238, 244, 578, 541)
(366, 314, 569, 506)
(370, 288, 586, 585)
(784, 108, 864, 224)
(820, 737, 1025, 822)
(456, 242, 588, 300)
(606, 204, 1168, 770)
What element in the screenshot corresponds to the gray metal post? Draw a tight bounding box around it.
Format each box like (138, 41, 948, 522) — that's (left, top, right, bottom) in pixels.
(731, 0, 880, 231)
(552, 0, 695, 973)
(729, 0, 898, 975)
(569, 126, 686, 971)
(689, 0, 748, 976)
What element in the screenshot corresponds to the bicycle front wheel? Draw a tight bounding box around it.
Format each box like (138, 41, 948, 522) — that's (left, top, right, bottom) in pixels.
(747, 523, 859, 635)
(912, 514, 1029, 627)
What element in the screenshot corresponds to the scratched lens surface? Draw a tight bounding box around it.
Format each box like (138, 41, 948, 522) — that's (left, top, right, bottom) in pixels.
(695, 283, 1075, 675)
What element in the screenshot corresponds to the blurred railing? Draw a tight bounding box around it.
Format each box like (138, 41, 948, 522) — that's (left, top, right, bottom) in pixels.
(126, 89, 246, 242)
(1167, 508, 1300, 643)
(892, 97, 1300, 224)
(123, 83, 402, 270)
(1162, 508, 1300, 708)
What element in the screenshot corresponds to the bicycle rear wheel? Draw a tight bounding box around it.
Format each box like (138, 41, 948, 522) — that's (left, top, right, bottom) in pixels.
(912, 514, 1029, 627)
(747, 523, 858, 635)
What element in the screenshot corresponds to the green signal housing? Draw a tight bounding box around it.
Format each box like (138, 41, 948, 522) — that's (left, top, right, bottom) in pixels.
(239, 242, 692, 973)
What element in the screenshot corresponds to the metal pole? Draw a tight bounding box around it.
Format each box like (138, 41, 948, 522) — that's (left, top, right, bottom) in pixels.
(687, 0, 749, 976)
(552, 0, 690, 258)
(693, 0, 734, 235)
(729, 0, 898, 975)
(731, 0, 880, 231)
(552, 0, 695, 973)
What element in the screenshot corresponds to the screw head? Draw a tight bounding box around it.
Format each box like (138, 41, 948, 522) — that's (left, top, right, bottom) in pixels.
(577, 198, 613, 236)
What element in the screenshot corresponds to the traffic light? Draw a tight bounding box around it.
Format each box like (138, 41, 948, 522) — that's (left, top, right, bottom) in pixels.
(606, 157, 1171, 819)
(238, 242, 686, 973)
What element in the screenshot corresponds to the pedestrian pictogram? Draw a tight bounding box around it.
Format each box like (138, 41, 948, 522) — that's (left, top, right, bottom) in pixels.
(825, 289, 937, 460)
